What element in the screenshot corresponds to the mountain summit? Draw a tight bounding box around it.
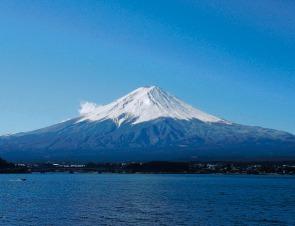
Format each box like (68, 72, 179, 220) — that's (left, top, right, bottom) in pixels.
(78, 86, 228, 126)
(0, 86, 295, 162)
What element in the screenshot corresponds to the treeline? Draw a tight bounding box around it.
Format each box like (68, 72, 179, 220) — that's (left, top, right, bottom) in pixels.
(0, 157, 29, 173)
(84, 161, 295, 174)
(0, 157, 13, 168)
(1, 157, 295, 175)
(30, 161, 295, 175)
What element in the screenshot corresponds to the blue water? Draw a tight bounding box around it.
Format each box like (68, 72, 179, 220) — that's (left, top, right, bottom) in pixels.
(0, 174, 295, 226)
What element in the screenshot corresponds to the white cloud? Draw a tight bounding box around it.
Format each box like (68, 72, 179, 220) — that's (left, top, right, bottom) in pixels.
(79, 101, 98, 115)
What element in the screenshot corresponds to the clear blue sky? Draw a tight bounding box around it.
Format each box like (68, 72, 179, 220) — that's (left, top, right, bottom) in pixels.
(0, 0, 294, 134)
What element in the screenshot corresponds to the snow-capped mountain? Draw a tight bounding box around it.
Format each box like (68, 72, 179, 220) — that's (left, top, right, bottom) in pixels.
(78, 86, 229, 125)
(0, 86, 295, 162)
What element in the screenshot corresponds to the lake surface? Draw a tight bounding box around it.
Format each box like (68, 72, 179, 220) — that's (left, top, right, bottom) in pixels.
(0, 174, 295, 226)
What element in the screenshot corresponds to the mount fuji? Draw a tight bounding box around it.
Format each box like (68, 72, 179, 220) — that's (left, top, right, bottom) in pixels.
(0, 86, 295, 162)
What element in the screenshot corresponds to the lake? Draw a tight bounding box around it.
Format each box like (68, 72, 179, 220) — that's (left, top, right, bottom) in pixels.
(0, 174, 295, 225)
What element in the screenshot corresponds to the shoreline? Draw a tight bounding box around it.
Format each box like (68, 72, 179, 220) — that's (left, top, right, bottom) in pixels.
(1, 170, 295, 176)
(1, 161, 295, 175)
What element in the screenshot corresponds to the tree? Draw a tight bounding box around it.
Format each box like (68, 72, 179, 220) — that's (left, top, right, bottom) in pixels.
(0, 157, 13, 168)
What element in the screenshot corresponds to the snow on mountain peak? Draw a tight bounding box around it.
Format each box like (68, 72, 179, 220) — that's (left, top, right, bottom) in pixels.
(78, 86, 229, 126)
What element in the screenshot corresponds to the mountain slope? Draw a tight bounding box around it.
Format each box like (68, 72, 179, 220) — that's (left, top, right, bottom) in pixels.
(0, 86, 294, 162)
(77, 86, 229, 125)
